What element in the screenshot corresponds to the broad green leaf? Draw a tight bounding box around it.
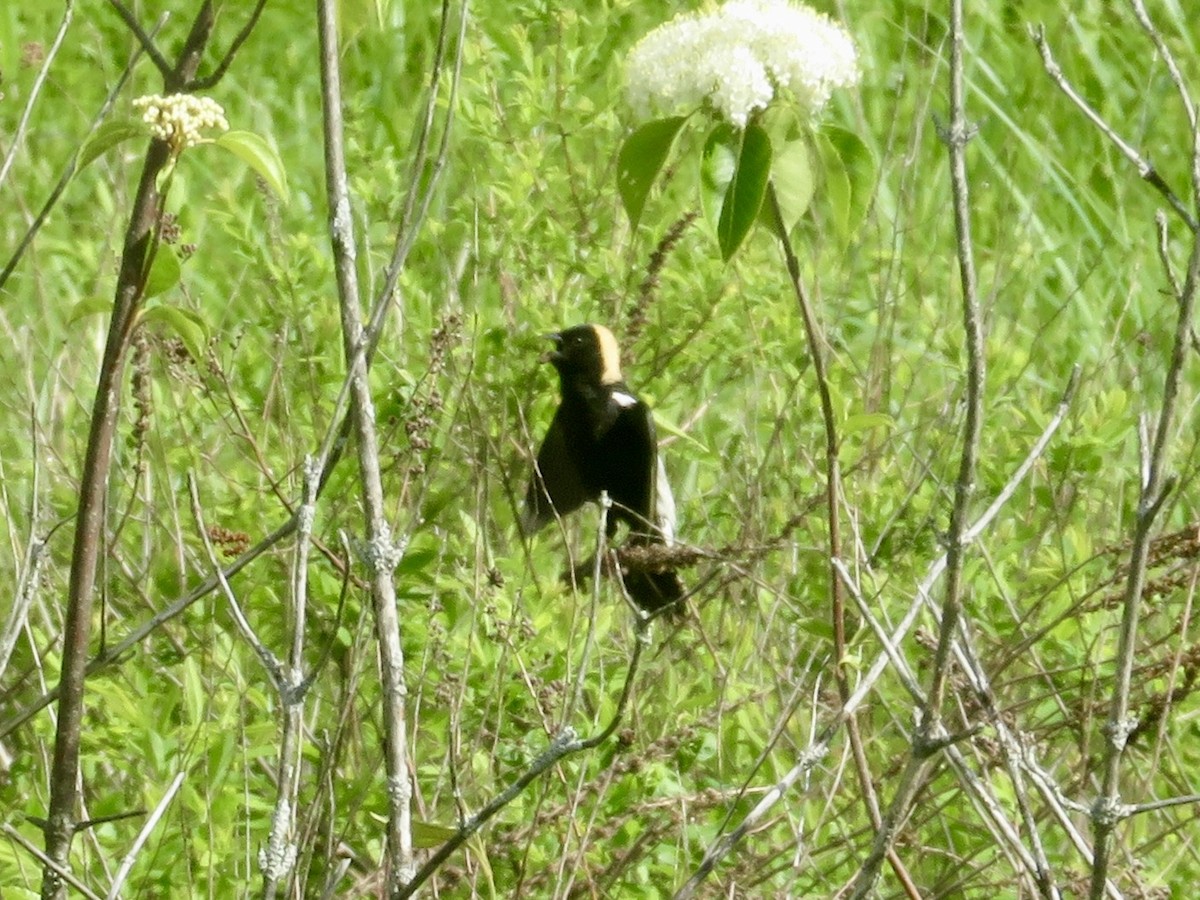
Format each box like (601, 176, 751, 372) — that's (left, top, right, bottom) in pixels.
(617, 116, 687, 228)
(817, 126, 876, 241)
(761, 137, 814, 240)
(717, 123, 771, 261)
(843, 412, 894, 434)
(143, 246, 181, 299)
(68, 295, 113, 325)
(699, 123, 738, 232)
(140, 304, 209, 362)
(214, 130, 290, 200)
(652, 412, 709, 452)
(815, 133, 852, 239)
(75, 120, 144, 175)
(413, 821, 458, 849)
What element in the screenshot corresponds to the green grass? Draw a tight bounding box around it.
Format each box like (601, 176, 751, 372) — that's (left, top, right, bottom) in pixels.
(3, 0, 1200, 896)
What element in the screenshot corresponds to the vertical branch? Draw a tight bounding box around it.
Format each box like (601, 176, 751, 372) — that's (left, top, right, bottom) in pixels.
(1089, 9, 1200, 895)
(765, 188, 844, 652)
(848, 0, 984, 893)
(260, 459, 322, 898)
(39, 6, 215, 898)
(315, 0, 414, 890)
(676, 371, 1076, 897)
(768, 183, 918, 896)
(926, 0, 983, 726)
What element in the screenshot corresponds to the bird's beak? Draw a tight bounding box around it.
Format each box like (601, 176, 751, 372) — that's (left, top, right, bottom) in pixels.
(541, 331, 563, 365)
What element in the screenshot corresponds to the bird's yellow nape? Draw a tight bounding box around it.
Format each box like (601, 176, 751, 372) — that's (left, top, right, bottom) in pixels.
(593, 324, 623, 385)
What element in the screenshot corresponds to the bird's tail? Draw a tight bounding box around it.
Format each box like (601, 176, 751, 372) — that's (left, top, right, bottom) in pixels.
(618, 534, 685, 615)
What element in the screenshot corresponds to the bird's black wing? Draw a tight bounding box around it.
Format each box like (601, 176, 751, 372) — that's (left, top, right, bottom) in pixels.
(603, 394, 660, 539)
(608, 395, 685, 613)
(522, 405, 590, 535)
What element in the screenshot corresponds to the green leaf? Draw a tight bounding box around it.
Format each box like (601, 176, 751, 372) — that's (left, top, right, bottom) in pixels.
(761, 137, 814, 240)
(413, 821, 459, 849)
(815, 134, 852, 239)
(143, 247, 181, 299)
(817, 126, 876, 242)
(75, 120, 144, 175)
(213, 130, 290, 200)
(717, 123, 772, 261)
(842, 412, 894, 434)
(140, 304, 209, 362)
(617, 116, 687, 228)
(68, 295, 114, 325)
(652, 412, 709, 453)
(699, 123, 738, 233)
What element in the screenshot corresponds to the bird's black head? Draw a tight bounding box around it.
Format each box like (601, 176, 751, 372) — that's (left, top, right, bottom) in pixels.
(545, 324, 623, 388)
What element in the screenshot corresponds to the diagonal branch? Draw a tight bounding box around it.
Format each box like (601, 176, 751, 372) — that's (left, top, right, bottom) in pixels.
(191, 0, 269, 90)
(676, 369, 1078, 898)
(105, 0, 172, 78)
(0, 0, 75, 192)
(0, 14, 168, 292)
(398, 622, 652, 898)
(1031, 25, 1198, 233)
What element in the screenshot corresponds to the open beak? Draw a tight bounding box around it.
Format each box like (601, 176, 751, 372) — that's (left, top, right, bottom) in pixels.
(540, 331, 563, 365)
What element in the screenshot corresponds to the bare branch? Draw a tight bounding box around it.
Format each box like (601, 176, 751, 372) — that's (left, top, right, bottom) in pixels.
(0, 0, 75, 191)
(105, 0, 172, 79)
(398, 622, 653, 898)
(676, 368, 1078, 897)
(0, 14, 168, 293)
(103, 772, 185, 900)
(191, 0, 269, 90)
(1087, 5, 1200, 895)
(1031, 24, 1198, 233)
(2, 824, 104, 900)
(848, 0, 987, 891)
(316, 0, 416, 887)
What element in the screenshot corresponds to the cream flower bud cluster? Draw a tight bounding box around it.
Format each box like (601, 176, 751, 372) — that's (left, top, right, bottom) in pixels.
(626, 0, 859, 128)
(133, 93, 229, 152)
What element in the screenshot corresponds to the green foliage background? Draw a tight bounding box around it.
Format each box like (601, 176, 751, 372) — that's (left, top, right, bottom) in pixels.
(2, 0, 1199, 896)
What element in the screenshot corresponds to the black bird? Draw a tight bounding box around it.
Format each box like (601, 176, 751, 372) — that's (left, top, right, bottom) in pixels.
(522, 324, 683, 612)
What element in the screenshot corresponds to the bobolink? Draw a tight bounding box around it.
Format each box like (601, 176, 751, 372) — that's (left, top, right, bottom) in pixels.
(522, 324, 683, 612)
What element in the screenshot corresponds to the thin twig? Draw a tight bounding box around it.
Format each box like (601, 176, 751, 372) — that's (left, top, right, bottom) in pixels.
(1086, 5, 1200, 897)
(2, 823, 104, 900)
(190, 0, 268, 89)
(848, 0, 987, 891)
(676, 369, 1078, 897)
(188, 474, 286, 690)
(1126, 793, 1200, 816)
(0, 0, 75, 191)
(1031, 24, 1198, 233)
(105, 0, 172, 78)
(103, 771, 185, 900)
(0, 409, 48, 681)
(397, 623, 652, 898)
(0, 14, 168, 292)
(764, 180, 916, 893)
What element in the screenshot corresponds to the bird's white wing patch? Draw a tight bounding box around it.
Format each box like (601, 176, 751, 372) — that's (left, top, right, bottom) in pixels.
(611, 391, 638, 408)
(655, 457, 677, 545)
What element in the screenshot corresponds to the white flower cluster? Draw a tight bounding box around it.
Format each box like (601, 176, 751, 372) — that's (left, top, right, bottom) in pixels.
(133, 93, 228, 152)
(626, 0, 859, 128)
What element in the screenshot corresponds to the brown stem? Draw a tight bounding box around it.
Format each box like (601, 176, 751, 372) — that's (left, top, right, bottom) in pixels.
(766, 185, 919, 897)
(39, 6, 222, 898)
